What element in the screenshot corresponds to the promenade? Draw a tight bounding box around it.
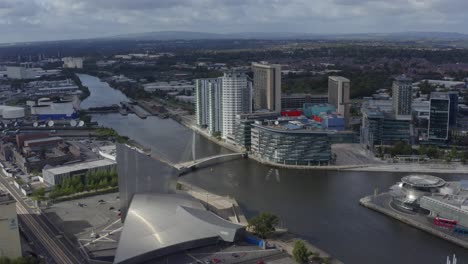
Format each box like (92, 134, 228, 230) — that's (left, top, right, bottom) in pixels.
(360, 193, 468, 249)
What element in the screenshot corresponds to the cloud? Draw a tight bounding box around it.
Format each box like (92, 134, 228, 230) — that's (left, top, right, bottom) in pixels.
(0, 0, 467, 43)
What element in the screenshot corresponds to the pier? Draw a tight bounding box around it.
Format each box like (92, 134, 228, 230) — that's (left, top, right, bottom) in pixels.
(360, 193, 468, 249)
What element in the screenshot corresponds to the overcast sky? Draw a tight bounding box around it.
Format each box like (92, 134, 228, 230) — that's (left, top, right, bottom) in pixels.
(1, 0, 467, 43)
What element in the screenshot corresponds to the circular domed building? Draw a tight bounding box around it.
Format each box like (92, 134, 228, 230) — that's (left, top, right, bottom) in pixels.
(390, 175, 456, 211)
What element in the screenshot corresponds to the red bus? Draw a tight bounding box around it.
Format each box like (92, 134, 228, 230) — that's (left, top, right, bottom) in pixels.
(434, 217, 457, 228)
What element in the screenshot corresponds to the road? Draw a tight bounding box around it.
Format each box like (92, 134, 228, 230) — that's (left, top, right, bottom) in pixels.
(0, 175, 84, 264)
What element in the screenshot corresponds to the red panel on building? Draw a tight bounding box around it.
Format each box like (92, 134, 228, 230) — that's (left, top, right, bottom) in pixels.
(281, 110, 302, 117)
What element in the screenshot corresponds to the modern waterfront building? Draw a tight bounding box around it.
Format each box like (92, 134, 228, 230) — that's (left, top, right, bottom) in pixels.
(281, 94, 328, 109)
(420, 194, 468, 228)
(116, 144, 178, 220)
(390, 175, 450, 211)
(233, 112, 280, 150)
(361, 104, 411, 148)
(250, 120, 333, 166)
(195, 79, 212, 127)
(392, 75, 413, 118)
(328, 76, 350, 128)
(428, 92, 450, 141)
(114, 193, 244, 264)
(252, 62, 281, 112)
(195, 78, 223, 134)
(42, 159, 116, 186)
(221, 71, 252, 138)
(389, 175, 468, 228)
(0, 190, 21, 259)
(114, 144, 245, 264)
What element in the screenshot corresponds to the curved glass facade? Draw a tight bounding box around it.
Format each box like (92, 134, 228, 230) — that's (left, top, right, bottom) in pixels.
(251, 124, 332, 166)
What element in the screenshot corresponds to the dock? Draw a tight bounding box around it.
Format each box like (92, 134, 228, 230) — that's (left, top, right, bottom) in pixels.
(360, 193, 468, 249)
(121, 102, 150, 119)
(178, 180, 248, 226)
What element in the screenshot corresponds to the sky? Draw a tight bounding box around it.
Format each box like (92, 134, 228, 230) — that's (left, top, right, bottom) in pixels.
(1, 0, 468, 43)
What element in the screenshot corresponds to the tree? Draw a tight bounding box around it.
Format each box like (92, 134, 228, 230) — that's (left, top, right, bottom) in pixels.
(31, 187, 46, 201)
(292, 240, 312, 264)
(248, 212, 279, 239)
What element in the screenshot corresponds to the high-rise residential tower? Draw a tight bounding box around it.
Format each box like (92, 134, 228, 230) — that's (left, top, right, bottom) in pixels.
(195, 78, 223, 134)
(392, 75, 413, 118)
(0, 190, 21, 258)
(221, 71, 252, 138)
(328, 76, 350, 128)
(252, 62, 281, 112)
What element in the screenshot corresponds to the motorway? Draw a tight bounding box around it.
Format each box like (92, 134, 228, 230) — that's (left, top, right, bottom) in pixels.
(0, 175, 84, 264)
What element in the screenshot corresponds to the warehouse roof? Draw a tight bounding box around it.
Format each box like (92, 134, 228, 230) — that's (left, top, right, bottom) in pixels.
(43, 159, 116, 175)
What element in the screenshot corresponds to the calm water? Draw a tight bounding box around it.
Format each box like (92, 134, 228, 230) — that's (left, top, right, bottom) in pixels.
(78, 74, 129, 109)
(79, 74, 468, 264)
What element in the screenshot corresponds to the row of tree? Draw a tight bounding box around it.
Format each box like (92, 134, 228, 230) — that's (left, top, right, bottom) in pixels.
(377, 142, 468, 162)
(0, 256, 39, 264)
(49, 167, 118, 199)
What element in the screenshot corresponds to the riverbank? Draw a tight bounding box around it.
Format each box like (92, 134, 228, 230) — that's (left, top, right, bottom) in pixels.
(360, 193, 468, 250)
(179, 179, 344, 264)
(187, 120, 468, 174)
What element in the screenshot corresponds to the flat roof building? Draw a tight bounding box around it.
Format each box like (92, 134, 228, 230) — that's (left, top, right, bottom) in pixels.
(0, 190, 21, 259)
(281, 94, 328, 110)
(43, 159, 116, 186)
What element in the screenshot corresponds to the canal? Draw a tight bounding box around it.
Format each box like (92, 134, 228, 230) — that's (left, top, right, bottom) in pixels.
(79, 74, 468, 264)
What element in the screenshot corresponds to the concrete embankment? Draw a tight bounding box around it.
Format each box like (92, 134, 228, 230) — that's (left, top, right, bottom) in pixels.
(360, 194, 468, 249)
(269, 233, 344, 264)
(178, 180, 248, 225)
(178, 180, 343, 264)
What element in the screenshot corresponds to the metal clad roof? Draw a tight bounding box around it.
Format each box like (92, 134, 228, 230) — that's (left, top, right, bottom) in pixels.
(114, 193, 244, 264)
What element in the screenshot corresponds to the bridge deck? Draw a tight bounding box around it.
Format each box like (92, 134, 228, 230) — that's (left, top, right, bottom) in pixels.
(175, 152, 245, 169)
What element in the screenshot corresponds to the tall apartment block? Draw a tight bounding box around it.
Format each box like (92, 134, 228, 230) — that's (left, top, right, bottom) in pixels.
(428, 92, 450, 141)
(448, 91, 459, 127)
(252, 62, 281, 112)
(221, 71, 252, 138)
(328, 76, 350, 128)
(392, 75, 413, 118)
(195, 78, 223, 134)
(0, 190, 21, 258)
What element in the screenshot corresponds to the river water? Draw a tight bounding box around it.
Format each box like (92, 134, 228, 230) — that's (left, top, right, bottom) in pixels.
(79, 74, 468, 264)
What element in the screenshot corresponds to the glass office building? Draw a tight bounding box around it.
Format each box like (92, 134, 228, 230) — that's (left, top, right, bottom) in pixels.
(428, 92, 450, 141)
(251, 122, 332, 166)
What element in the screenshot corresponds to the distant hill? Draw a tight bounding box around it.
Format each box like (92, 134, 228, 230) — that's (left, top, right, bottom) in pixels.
(109, 30, 468, 41)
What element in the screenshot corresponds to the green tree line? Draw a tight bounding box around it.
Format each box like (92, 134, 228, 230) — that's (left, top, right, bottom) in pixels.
(49, 167, 118, 199)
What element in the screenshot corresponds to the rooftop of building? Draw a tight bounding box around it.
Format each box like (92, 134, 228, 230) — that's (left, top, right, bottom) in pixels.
(43, 159, 116, 175)
(394, 74, 413, 82)
(401, 174, 446, 188)
(0, 189, 14, 205)
(281, 93, 328, 98)
(329, 76, 350, 82)
(253, 118, 335, 134)
(430, 92, 451, 100)
(24, 136, 63, 146)
(114, 193, 244, 264)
